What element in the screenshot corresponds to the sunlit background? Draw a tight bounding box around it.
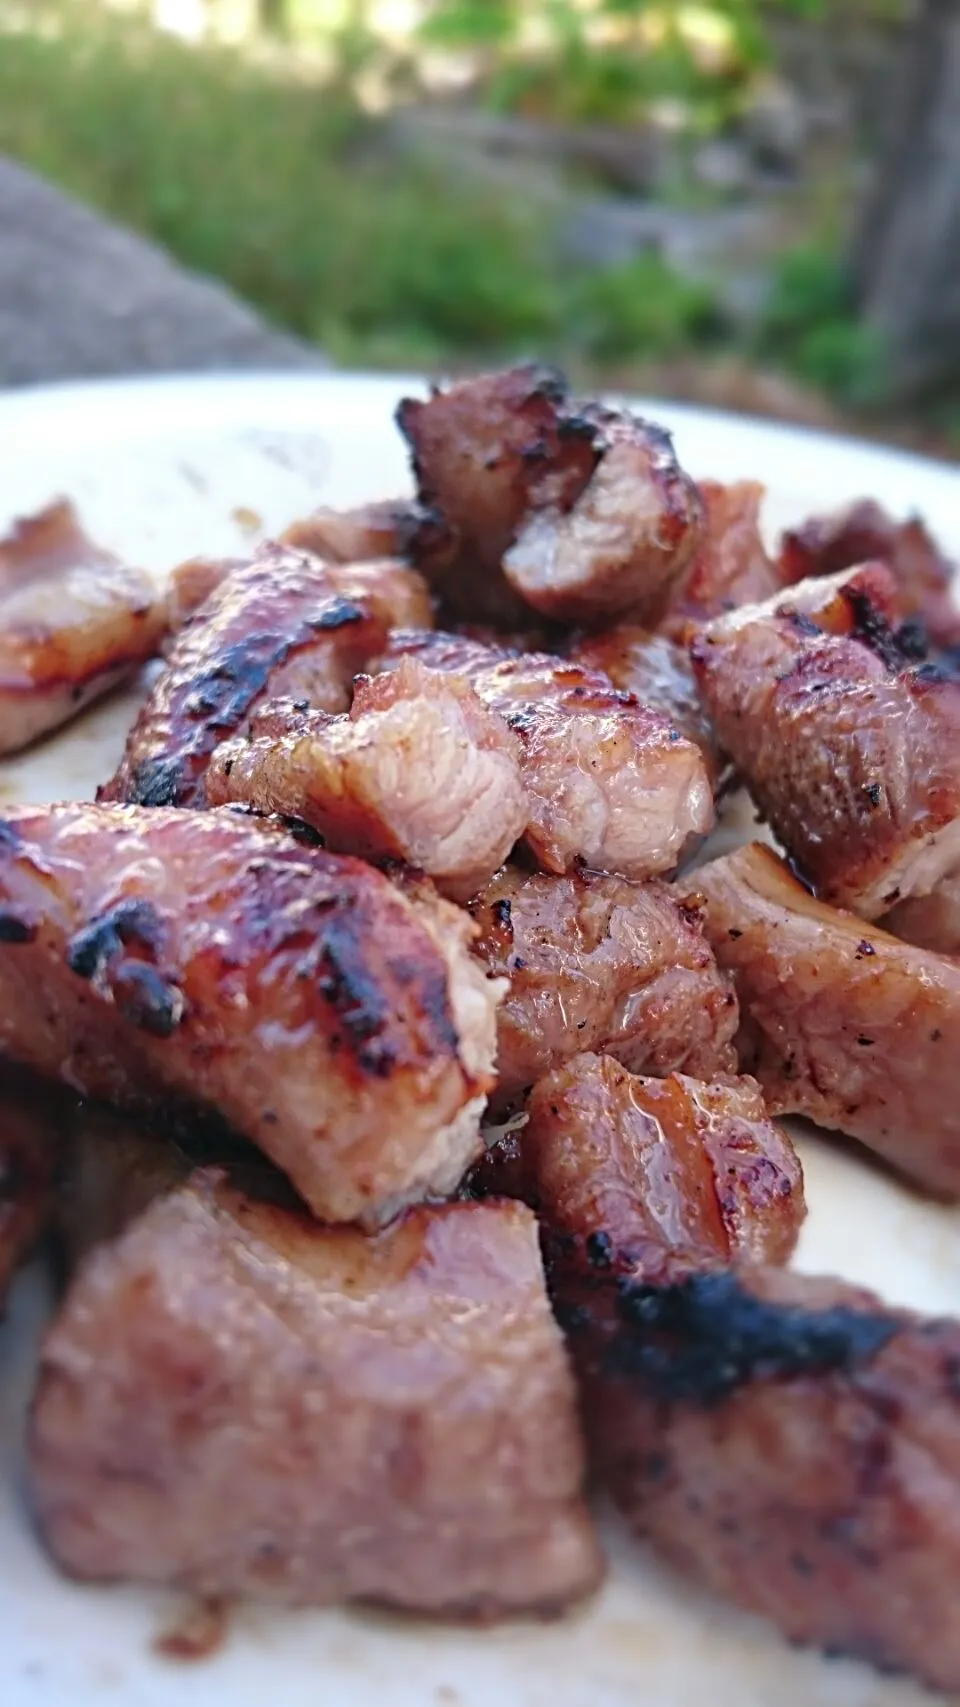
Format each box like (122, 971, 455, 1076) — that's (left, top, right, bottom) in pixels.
(1, 0, 956, 454)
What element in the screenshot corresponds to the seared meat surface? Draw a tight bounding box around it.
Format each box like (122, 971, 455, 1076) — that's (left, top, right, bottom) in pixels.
(378, 629, 713, 878)
(780, 497, 960, 648)
(570, 623, 722, 791)
(0, 500, 166, 755)
(397, 365, 702, 627)
(695, 841, 960, 1195)
(469, 869, 738, 1107)
(692, 562, 960, 918)
(0, 802, 502, 1224)
(660, 479, 783, 634)
(31, 1177, 602, 1616)
(101, 547, 432, 809)
(207, 658, 527, 902)
(596, 1261, 960, 1698)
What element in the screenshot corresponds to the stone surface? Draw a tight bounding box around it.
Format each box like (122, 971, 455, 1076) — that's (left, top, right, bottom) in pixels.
(0, 157, 326, 387)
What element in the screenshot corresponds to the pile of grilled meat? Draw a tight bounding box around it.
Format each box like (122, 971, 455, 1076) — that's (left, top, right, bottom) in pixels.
(2, 364, 960, 1693)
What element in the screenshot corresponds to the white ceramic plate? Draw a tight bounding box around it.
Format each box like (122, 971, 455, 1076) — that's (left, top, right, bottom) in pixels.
(0, 372, 958, 1707)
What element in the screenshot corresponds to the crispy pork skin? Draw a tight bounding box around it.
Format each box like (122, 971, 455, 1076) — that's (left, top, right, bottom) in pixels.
(101, 548, 432, 809)
(780, 497, 960, 648)
(396, 365, 702, 627)
(0, 802, 502, 1224)
(468, 869, 738, 1107)
(31, 1181, 602, 1616)
(694, 841, 960, 1195)
(594, 1261, 960, 1697)
(570, 623, 722, 789)
(0, 500, 166, 754)
(692, 562, 960, 917)
(378, 630, 713, 878)
(206, 659, 527, 902)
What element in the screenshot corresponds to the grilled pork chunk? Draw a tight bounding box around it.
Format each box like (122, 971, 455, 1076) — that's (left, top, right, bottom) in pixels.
(377, 630, 713, 878)
(596, 1261, 960, 1698)
(570, 623, 722, 791)
(101, 547, 433, 808)
(660, 479, 783, 634)
(396, 365, 702, 627)
(206, 659, 527, 902)
(0, 802, 502, 1224)
(692, 562, 960, 918)
(780, 496, 960, 648)
(0, 500, 166, 755)
(31, 1166, 602, 1616)
(468, 869, 738, 1107)
(695, 841, 960, 1195)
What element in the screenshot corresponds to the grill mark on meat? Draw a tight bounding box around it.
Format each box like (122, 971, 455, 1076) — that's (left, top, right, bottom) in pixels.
(67, 899, 184, 1038)
(67, 899, 165, 980)
(182, 615, 362, 732)
(125, 756, 189, 809)
(842, 587, 910, 672)
(0, 914, 35, 943)
(607, 1269, 900, 1406)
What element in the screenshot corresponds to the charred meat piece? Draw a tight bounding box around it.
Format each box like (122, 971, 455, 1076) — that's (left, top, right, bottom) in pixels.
(468, 869, 738, 1108)
(570, 623, 723, 791)
(660, 479, 783, 635)
(0, 802, 502, 1225)
(516, 1053, 803, 1274)
(0, 500, 166, 755)
(31, 1174, 602, 1616)
(397, 365, 702, 627)
(207, 658, 527, 903)
(378, 630, 713, 879)
(780, 497, 960, 648)
(0, 1065, 65, 1302)
(692, 562, 960, 917)
(694, 841, 960, 1195)
(595, 1260, 960, 1698)
(100, 546, 431, 809)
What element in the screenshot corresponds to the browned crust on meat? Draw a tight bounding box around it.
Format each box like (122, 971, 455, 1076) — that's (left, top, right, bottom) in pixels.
(99, 546, 391, 808)
(0, 802, 501, 1223)
(661, 479, 782, 634)
(0, 500, 167, 754)
(468, 869, 738, 1106)
(780, 497, 960, 649)
(694, 841, 960, 1194)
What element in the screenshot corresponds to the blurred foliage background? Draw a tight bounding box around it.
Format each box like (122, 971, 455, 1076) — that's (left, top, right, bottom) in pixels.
(1, 0, 954, 446)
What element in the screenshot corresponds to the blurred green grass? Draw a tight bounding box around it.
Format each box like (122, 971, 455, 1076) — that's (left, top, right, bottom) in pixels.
(0, 0, 727, 371)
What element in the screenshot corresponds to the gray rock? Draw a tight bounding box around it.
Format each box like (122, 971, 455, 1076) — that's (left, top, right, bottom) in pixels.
(0, 157, 326, 387)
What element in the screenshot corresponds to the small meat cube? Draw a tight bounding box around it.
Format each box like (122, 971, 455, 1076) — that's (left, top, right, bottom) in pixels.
(570, 623, 723, 791)
(101, 546, 432, 809)
(378, 630, 713, 879)
(660, 478, 783, 634)
(0, 499, 167, 755)
(694, 841, 960, 1195)
(518, 1053, 803, 1276)
(0, 802, 502, 1224)
(780, 496, 960, 648)
(31, 1175, 602, 1617)
(468, 869, 738, 1107)
(397, 365, 702, 627)
(692, 562, 960, 917)
(599, 1261, 960, 1697)
(207, 658, 527, 903)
